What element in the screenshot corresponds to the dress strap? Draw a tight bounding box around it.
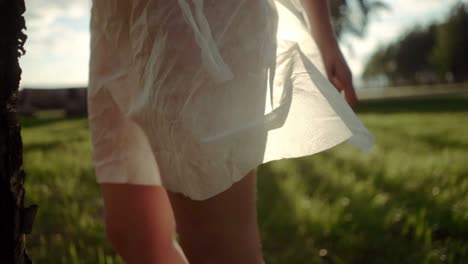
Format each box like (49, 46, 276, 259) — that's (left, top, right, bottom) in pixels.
(177, 0, 234, 83)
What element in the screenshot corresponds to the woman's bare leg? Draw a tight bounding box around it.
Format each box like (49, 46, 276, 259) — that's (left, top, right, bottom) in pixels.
(167, 169, 264, 264)
(99, 183, 189, 264)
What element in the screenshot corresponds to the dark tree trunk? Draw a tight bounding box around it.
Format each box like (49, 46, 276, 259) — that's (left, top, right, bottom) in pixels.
(0, 0, 37, 263)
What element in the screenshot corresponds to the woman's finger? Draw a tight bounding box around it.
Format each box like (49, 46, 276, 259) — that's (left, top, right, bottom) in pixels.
(332, 75, 357, 109)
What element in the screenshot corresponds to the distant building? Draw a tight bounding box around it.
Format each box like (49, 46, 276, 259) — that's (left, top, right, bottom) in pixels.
(17, 87, 87, 116)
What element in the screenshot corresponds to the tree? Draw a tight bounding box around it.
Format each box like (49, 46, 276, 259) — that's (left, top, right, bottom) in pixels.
(363, 25, 437, 85)
(329, 0, 389, 39)
(0, 0, 37, 263)
(362, 3, 468, 87)
(430, 3, 468, 82)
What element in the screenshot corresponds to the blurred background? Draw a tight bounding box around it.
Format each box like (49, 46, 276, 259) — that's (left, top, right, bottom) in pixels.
(19, 0, 467, 263)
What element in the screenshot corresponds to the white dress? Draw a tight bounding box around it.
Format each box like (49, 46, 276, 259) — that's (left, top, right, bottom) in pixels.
(87, 0, 374, 200)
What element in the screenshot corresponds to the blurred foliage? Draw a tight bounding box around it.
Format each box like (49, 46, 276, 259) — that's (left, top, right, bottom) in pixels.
(363, 3, 468, 86)
(329, 0, 389, 38)
(20, 92, 468, 263)
(430, 4, 468, 82)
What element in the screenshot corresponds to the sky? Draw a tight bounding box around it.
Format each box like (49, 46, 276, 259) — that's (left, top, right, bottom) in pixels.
(20, 0, 464, 88)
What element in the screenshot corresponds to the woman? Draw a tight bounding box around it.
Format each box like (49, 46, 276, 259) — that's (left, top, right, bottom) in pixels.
(87, 0, 373, 263)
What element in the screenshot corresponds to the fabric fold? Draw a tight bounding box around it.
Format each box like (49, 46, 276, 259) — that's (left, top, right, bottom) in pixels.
(177, 0, 234, 82)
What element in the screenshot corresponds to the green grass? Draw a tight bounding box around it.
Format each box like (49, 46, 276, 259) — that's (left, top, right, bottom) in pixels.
(20, 93, 468, 263)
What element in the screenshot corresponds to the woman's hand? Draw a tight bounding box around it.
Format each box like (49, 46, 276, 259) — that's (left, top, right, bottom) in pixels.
(321, 44, 357, 109)
(300, 0, 358, 109)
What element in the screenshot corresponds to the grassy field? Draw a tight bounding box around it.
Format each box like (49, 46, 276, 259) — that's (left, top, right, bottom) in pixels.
(20, 93, 468, 264)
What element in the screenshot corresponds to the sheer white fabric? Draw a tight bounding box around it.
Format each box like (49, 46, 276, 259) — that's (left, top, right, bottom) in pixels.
(88, 0, 374, 200)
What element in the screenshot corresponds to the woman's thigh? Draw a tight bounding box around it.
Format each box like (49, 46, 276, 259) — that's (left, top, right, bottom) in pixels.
(99, 183, 188, 263)
(167, 169, 264, 264)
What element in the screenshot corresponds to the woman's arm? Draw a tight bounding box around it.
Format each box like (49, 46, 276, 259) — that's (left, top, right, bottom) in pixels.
(300, 0, 338, 51)
(300, 0, 358, 108)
